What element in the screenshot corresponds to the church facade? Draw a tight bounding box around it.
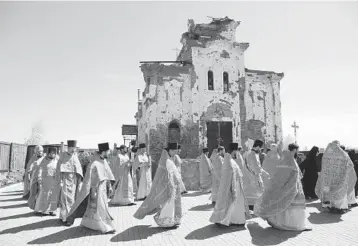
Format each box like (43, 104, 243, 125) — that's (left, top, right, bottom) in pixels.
(135, 17, 284, 165)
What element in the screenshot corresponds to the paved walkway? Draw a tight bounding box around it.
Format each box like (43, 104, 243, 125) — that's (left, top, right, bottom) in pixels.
(1, 183, 358, 246)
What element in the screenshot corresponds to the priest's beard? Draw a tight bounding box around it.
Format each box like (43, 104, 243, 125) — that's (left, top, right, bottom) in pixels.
(294, 152, 298, 159)
(253, 149, 260, 154)
(100, 154, 108, 159)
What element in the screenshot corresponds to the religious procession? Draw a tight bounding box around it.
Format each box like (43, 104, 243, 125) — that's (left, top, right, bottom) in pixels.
(21, 138, 358, 235)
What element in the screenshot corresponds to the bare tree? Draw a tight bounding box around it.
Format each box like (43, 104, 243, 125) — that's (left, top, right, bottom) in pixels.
(24, 121, 45, 145)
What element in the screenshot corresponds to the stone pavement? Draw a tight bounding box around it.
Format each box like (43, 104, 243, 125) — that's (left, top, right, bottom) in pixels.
(1, 183, 358, 246)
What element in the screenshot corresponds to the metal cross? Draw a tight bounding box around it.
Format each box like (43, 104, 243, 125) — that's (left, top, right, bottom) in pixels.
(291, 121, 299, 144)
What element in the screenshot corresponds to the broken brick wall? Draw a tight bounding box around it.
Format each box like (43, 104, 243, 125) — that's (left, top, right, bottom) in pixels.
(138, 63, 201, 178)
(190, 39, 246, 148)
(242, 71, 283, 149)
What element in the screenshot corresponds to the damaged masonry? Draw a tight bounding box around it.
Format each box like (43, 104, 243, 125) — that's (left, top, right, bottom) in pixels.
(135, 17, 284, 182)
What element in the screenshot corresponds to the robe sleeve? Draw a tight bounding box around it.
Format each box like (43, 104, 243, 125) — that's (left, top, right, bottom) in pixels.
(248, 154, 264, 176)
(133, 156, 140, 170)
(37, 166, 43, 186)
(230, 171, 237, 201)
(126, 158, 131, 167)
(207, 158, 214, 173)
(139, 156, 150, 168)
(77, 173, 83, 192)
(90, 167, 99, 188)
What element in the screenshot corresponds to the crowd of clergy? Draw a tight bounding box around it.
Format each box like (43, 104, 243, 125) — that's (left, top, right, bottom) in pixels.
(22, 138, 358, 235)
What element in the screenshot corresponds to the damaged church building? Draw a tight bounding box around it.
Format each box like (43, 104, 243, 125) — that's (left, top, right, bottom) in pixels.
(135, 17, 284, 179)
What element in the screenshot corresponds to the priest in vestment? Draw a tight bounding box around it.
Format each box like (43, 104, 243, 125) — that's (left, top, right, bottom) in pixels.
(55, 140, 83, 224)
(28, 147, 59, 215)
(199, 148, 213, 193)
(134, 143, 183, 228)
(174, 145, 187, 194)
(129, 147, 138, 192)
(23, 145, 45, 199)
(262, 144, 280, 188)
(211, 146, 224, 204)
(243, 140, 270, 210)
(315, 141, 358, 213)
(210, 143, 250, 227)
(348, 150, 358, 196)
(254, 144, 312, 231)
(259, 150, 266, 165)
(109, 147, 121, 183)
(134, 143, 152, 200)
(65, 142, 116, 233)
(110, 145, 135, 206)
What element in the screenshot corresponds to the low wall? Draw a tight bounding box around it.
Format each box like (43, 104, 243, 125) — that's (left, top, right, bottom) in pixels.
(181, 158, 201, 191)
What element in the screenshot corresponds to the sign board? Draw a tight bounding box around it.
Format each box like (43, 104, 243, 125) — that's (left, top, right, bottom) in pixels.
(122, 125, 138, 136)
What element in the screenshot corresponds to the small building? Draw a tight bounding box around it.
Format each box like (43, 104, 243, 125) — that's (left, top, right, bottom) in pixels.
(135, 17, 284, 168)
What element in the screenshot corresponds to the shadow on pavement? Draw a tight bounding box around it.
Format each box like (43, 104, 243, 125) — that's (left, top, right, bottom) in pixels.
(185, 224, 245, 240)
(306, 202, 322, 210)
(27, 226, 101, 244)
(247, 222, 302, 245)
(1, 190, 23, 193)
(109, 203, 137, 208)
(0, 218, 62, 235)
(189, 203, 214, 211)
(308, 212, 343, 224)
(0, 197, 26, 202)
(0, 193, 23, 196)
(0, 202, 28, 209)
(111, 225, 166, 242)
(182, 191, 205, 197)
(0, 211, 35, 221)
(0, 193, 21, 196)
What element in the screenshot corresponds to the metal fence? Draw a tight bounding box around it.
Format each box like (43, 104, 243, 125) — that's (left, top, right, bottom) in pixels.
(0, 141, 27, 171)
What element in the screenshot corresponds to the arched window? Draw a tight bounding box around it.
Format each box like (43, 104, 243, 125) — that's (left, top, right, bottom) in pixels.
(223, 72, 229, 92)
(208, 70, 214, 90)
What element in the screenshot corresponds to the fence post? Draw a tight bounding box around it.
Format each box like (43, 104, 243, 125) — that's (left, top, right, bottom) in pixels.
(60, 142, 64, 153)
(9, 143, 13, 172)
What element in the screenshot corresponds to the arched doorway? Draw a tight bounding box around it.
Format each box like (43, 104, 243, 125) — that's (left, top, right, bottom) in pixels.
(168, 121, 180, 143)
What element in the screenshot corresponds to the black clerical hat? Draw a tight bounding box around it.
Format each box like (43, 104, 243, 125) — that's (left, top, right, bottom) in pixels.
(139, 143, 146, 149)
(253, 139, 264, 148)
(167, 142, 178, 150)
(67, 140, 77, 148)
(229, 142, 239, 151)
(98, 142, 110, 153)
(202, 148, 209, 153)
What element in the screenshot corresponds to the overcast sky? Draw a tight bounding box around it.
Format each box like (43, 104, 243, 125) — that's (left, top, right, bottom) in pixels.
(0, 1, 357, 149)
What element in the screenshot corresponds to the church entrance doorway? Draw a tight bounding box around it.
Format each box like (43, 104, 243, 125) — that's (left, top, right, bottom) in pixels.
(206, 121, 233, 155)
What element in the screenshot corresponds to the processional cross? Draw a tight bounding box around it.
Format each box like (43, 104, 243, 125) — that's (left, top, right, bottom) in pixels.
(214, 105, 225, 147)
(291, 121, 299, 144)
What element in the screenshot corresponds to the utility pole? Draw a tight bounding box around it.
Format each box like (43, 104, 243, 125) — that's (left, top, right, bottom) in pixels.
(291, 121, 299, 144)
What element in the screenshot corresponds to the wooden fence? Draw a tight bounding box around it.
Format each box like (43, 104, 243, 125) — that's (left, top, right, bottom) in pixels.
(0, 141, 27, 172)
